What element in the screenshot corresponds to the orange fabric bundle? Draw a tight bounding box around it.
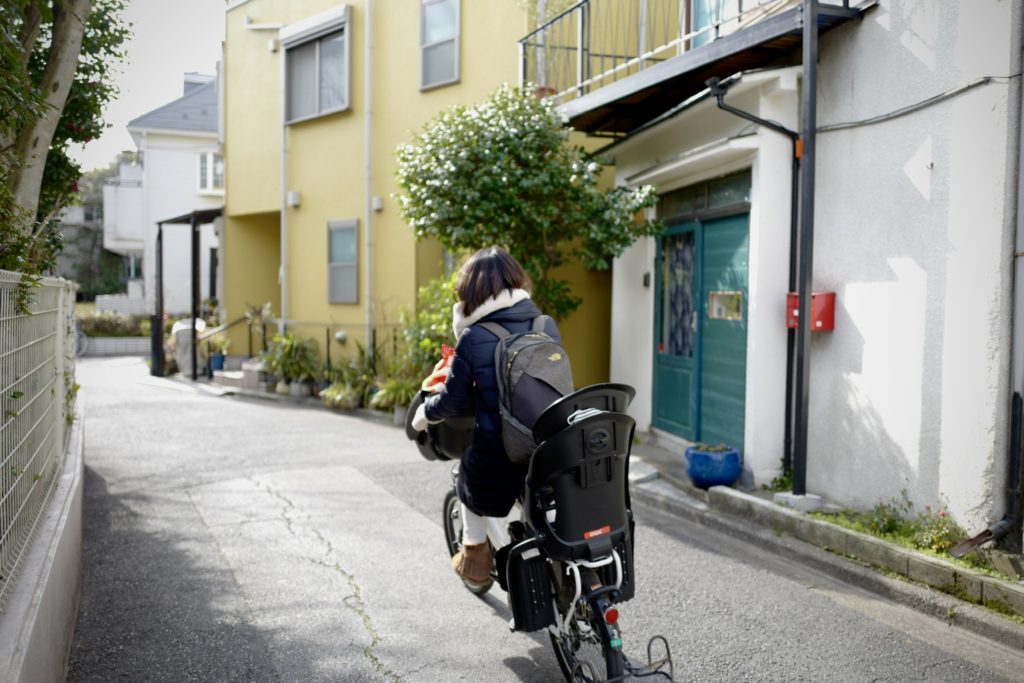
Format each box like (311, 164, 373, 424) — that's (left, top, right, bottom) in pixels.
(421, 343, 455, 392)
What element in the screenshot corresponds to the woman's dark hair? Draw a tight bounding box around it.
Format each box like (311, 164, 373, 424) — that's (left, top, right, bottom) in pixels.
(456, 247, 532, 317)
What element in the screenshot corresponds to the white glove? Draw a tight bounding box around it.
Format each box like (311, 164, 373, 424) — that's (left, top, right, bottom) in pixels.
(412, 403, 430, 432)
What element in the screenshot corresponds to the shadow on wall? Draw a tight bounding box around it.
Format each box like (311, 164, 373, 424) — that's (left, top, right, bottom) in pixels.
(811, 0, 972, 515)
(811, 369, 920, 513)
(809, 157, 953, 515)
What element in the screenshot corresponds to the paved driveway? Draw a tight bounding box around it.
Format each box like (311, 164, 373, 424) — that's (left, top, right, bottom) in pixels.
(67, 357, 1024, 682)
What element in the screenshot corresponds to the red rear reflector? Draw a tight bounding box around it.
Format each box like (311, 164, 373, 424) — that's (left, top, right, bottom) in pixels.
(604, 607, 619, 624)
(583, 525, 611, 540)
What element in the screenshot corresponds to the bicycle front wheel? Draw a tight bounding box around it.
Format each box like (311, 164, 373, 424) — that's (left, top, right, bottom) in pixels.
(442, 489, 493, 595)
(549, 602, 624, 682)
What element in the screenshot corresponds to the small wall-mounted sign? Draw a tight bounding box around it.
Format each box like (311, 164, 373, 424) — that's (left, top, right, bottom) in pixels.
(709, 291, 743, 321)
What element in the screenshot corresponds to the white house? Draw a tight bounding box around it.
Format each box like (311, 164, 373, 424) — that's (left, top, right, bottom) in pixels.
(104, 72, 222, 316)
(522, 0, 1023, 541)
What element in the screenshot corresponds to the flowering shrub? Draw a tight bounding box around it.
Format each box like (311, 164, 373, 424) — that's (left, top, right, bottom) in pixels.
(816, 490, 968, 556)
(396, 83, 662, 320)
(912, 506, 963, 554)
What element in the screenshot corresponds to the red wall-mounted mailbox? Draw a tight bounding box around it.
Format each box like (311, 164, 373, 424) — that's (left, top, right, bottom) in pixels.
(786, 292, 835, 331)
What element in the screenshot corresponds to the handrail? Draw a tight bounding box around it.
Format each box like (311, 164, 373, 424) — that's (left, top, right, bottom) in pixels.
(519, 0, 589, 43)
(519, 0, 837, 105)
(197, 315, 246, 342)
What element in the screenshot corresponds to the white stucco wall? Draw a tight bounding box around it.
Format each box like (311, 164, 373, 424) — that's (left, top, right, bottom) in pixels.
(811, 0, 1020, 530)
(135, 131, 222, 315)
(102, 162, 144, 256)
(607, 0, 1022, 530)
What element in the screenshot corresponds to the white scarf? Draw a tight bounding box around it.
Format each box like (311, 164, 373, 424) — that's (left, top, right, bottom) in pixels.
(452, 288, 531, 337)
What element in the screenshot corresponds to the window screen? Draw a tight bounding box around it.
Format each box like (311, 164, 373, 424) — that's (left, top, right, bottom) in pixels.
(319, 32, 346, 111)
(287, 41, 317, 121)
(421, 0, 459, 89)
(286, 29, 347, 122)
(328, 219, 358, 304)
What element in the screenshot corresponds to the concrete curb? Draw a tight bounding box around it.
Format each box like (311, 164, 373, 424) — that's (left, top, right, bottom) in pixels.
(218, 382, 404, 427)
(631, 480, 1024, 650)
(0, 399, 85, 682)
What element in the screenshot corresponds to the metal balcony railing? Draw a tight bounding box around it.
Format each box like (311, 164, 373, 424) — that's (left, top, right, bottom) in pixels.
(519, 0, 851, 104)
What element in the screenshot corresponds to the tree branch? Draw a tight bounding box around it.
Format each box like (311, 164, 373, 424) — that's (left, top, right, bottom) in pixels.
(10, 0, 92, 234)
(17, 2, 44, 69)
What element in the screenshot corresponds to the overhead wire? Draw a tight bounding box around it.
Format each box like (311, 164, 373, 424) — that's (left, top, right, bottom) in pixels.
(817, 73, 1021, 133)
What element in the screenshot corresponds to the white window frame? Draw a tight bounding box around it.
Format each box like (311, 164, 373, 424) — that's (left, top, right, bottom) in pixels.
(420, 0, 460, 91)
(198, 152, 224, 194)
(328, 219, 358, 304)
(281, 5, 352, 125)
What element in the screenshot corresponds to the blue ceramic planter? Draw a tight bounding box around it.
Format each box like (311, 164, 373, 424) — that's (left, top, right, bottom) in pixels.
(684, 446, 742, 489)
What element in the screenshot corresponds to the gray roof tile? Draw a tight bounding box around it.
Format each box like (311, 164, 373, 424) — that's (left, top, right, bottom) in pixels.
(128, 81, 218, 134)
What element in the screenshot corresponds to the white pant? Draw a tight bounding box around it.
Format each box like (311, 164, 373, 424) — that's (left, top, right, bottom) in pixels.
(461, 503, 489, 546)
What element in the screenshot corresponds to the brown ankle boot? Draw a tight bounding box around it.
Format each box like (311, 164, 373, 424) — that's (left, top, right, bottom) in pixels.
(451, 542, 493, 585)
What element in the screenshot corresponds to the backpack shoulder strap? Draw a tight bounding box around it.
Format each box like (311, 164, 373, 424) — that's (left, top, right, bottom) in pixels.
(478, 321, 510, 340)
(531, 316, 548, 333)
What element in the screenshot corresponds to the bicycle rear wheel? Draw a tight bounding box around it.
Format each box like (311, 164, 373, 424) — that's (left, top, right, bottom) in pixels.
(442, 489, 493, 595)
(549, 601, 624, 682)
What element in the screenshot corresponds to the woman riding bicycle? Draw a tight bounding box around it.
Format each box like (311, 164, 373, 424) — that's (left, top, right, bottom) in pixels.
(412, 246, 561, 589)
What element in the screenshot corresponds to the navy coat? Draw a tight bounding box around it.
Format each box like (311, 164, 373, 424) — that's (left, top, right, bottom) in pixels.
(424, 297, 560, 517)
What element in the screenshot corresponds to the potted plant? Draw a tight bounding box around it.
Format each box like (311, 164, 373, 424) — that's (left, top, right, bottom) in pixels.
(275, 333, 319, 397)
(684, 442, 742, 489)
(207, 333, 231, 371)
(334, 341, 380, 408)
(259, 343, 289, 394)
(319, 381, 361, 411)
(260, 333, 318, 395)
(369, 376, 422, 426)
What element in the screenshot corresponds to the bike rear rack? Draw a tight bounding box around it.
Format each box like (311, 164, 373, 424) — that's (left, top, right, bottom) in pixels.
(559, 553, 675, 682)
(626, 635, 675, 681)
(569, 634, 675, 682)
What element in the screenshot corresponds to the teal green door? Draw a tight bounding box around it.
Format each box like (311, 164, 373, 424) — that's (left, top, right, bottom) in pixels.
(653, 223, 700, 438)
(653, 214, 748, 450)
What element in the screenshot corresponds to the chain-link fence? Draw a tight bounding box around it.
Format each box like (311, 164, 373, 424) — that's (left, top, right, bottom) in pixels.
(0, 270, 77, 608)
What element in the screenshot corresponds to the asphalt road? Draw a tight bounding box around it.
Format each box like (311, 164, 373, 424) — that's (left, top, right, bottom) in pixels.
(67, 357, 1024, 682)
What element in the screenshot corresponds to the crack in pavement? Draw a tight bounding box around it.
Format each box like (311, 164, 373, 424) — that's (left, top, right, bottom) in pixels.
(257, 478, 404, 683)
(186, 487, 284, 682)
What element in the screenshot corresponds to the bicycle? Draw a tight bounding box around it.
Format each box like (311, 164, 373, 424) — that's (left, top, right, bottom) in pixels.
(407, 383, 674, 682)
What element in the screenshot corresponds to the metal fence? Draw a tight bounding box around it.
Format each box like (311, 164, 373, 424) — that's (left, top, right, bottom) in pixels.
(519, 0, 850, 104)
(0, 270, 77, 608)
(273, 320, 408, 381)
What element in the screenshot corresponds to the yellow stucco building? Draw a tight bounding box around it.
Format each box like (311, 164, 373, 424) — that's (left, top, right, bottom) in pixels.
(221, 0, 612, 386)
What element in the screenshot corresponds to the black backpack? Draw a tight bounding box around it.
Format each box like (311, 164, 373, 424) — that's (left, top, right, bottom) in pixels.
(479, 316, 574, 464)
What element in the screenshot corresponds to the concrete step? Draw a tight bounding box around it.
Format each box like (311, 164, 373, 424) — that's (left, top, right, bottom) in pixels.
(212, 370, 245, 388)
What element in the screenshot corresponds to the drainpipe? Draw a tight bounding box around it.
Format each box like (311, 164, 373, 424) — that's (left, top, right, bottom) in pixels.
(364, 0, 374, 353)
(280, 42, 289, 332)
(791, 0, 819, 497)
(706, 76, 801, 475)
(952, 13, 1024, 557)
(191, 212, 200, 380)
(151, 222, 165, 377)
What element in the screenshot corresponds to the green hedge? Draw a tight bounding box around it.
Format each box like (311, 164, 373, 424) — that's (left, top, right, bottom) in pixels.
(77, 311, 149, 337)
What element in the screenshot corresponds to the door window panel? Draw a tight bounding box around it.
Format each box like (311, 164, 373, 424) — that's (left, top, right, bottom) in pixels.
(660, 232, 696, 358)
